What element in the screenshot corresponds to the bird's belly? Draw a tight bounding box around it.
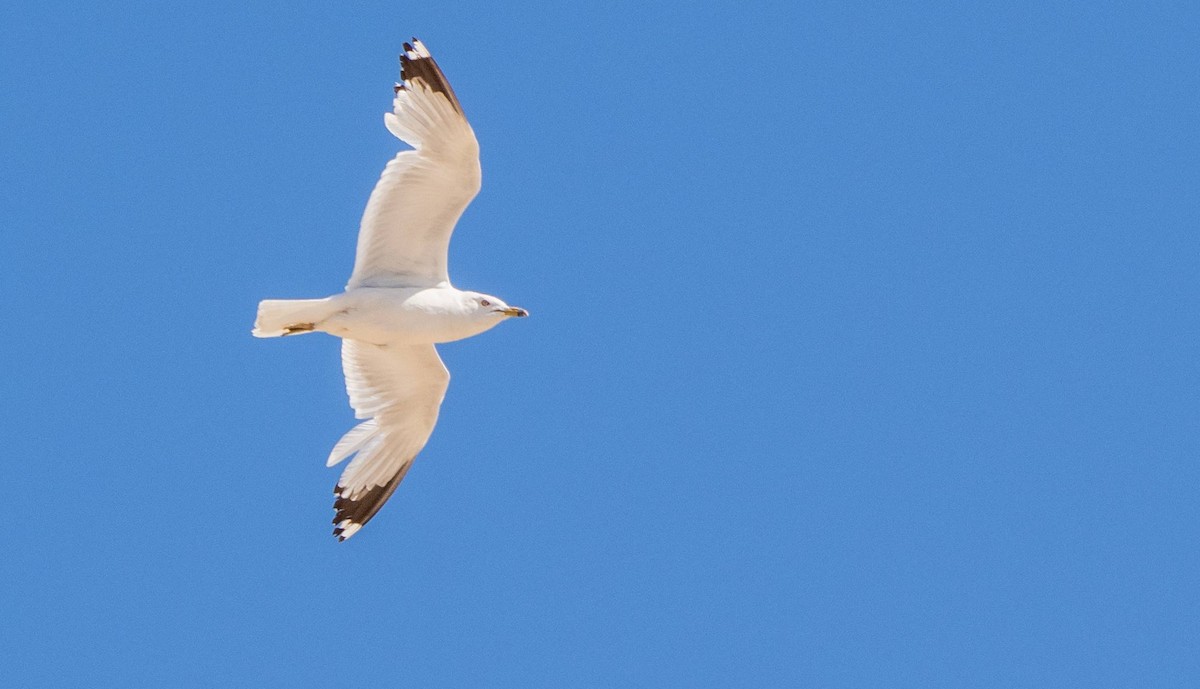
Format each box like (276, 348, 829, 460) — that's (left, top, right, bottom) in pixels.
(320, 288, 482, 345)
(326, 315, 470, 344)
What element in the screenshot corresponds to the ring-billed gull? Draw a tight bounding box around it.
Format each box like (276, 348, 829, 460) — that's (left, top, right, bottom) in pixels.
(253, 39, 528, 541)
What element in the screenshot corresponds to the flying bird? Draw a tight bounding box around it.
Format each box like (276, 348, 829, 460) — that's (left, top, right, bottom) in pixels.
(253, 39, 528, 541)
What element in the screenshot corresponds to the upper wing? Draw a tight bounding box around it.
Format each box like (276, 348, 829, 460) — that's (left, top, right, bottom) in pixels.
(328, 339, 451, 540)
(347, 39, 481, 290)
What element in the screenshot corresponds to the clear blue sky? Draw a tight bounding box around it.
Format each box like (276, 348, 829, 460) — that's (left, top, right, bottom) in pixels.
(3, 1, 1197, 686)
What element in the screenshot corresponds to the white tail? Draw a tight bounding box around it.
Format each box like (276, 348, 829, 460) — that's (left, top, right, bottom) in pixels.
(252, 298, 335, 338)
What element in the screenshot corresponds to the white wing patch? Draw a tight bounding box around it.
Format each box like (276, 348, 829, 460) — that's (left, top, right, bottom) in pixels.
(326, 419, 377, 467)
(331, 340, 450, 540)
(347, 40, 481, 290)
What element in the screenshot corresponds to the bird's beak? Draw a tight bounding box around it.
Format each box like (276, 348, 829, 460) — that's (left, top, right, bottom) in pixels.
(498, 306, 529, 318)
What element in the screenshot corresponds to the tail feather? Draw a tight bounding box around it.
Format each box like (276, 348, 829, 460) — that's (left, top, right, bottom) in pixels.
(252, 298, 334, 338)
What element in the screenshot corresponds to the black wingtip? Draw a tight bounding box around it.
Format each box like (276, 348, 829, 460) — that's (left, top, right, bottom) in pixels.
(329, 462, 413, 541)
(395, 38, 464, 114)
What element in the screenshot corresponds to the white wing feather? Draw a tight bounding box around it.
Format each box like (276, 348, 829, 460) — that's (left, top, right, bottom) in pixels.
(330, 340, 450, 540)
(347, 42, 481, 289)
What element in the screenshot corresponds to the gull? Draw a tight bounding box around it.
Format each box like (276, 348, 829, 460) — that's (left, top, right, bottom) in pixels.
(252, 39, 528, 541)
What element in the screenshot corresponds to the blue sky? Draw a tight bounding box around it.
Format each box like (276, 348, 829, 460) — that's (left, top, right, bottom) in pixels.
(3, 1, 1198, 686)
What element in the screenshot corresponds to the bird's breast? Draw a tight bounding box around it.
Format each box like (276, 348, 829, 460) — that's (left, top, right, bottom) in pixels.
(323, 287, 489, 345)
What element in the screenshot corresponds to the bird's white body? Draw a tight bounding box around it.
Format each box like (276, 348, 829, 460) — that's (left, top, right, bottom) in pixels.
(256, 287, 508, 345)
(252, 39, 527, 541)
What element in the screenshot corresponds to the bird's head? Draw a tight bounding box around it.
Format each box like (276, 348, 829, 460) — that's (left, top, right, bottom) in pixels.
(465, 292, 528, 319)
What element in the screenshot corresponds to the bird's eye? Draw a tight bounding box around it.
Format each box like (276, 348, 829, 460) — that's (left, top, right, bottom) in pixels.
(480, 299, 491, 307)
